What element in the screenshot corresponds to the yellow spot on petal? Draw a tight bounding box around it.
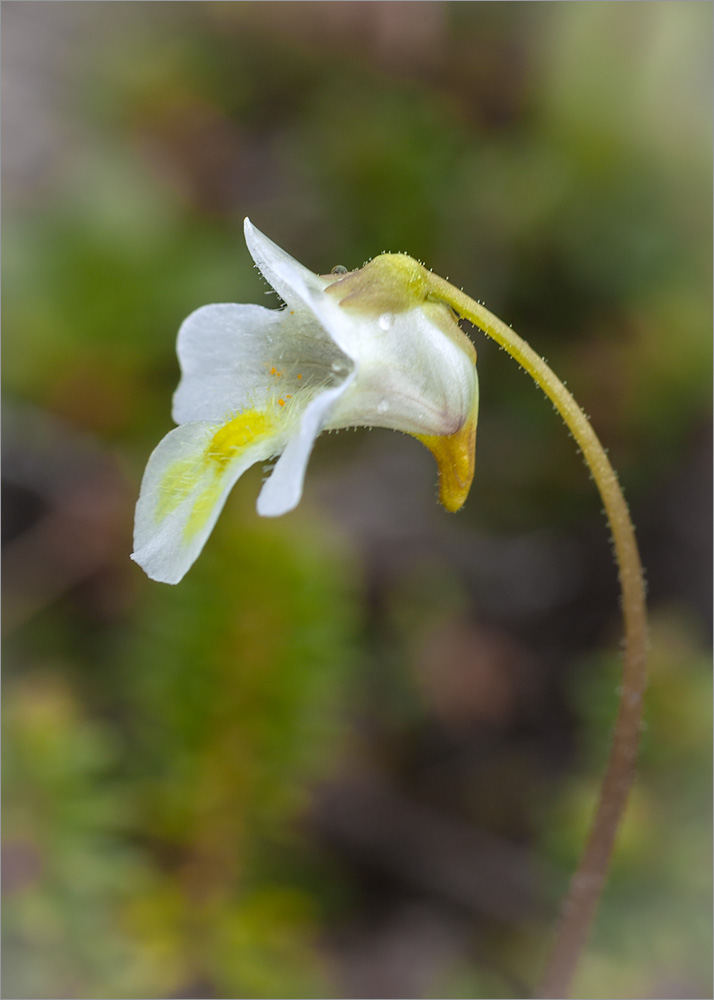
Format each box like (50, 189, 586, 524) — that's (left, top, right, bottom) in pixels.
(414, 396, 478, 513)
(297, 373, 303, 380)
(207, 408, 275, 470)
(155, 407, 279, 545)
(184, 407, 279, 541)
(278, 398, 285, 406)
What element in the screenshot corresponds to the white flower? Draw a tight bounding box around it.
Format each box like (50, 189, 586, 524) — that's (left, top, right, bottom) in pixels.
(132, 220, 479, 583)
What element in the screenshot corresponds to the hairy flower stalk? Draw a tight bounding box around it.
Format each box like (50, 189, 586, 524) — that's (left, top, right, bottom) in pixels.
(424, 272, 648, 999)
(132, 223, 647, 997)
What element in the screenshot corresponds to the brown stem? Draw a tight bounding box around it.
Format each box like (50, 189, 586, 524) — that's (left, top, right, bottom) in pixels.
(426, 274, 648, 998)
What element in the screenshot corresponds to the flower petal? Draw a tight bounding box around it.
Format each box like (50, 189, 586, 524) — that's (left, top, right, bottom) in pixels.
(414, 379, 479, 512)
(173, 303, 287, 424)
(243, 218, 328, 310)
(132, 412, 283, 584)
(327, 304, 477, 438)
(244, 218, 358, 362)
(256, 377, 355, 517)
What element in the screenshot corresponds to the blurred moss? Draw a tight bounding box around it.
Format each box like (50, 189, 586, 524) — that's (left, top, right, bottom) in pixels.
(123, 495, 358, 837)
(3, 500, 357, 998)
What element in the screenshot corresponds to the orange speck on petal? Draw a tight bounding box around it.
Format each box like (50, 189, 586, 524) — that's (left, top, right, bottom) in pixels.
(297, 374, 303, 380)
(278, 399, 285, 406)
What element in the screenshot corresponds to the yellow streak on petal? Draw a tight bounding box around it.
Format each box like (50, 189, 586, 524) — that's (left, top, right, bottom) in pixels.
(414, 400, 478, 513)
(155, 458, 203, 522)
(155, 408, 278, 543)
(184, 479, 224, 541)
(182, 407, 277, 541)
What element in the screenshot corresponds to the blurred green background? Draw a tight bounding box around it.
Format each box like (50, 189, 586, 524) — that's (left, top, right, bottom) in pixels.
(2, 3, 711, 998)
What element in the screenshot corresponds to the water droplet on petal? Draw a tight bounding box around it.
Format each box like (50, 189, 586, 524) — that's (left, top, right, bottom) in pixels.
(377, 400, 389, 415)
(331, 265, 349, 275)
(378, 313, 393, 331)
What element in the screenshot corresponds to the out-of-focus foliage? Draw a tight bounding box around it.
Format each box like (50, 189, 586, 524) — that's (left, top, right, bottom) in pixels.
(4, 498, 357, 999)
(2, 3, 711, 998)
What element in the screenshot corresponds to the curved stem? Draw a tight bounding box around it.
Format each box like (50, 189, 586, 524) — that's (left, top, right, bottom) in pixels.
(426, 274, 648, 999)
